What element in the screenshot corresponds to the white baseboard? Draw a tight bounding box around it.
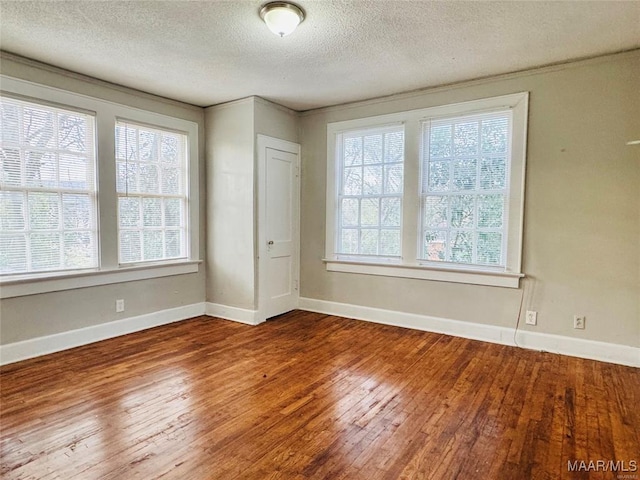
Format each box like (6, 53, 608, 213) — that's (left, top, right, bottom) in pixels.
(0, 302, 206, 366)
(205, 302, 262, 326)
(299, 297, 639, 368)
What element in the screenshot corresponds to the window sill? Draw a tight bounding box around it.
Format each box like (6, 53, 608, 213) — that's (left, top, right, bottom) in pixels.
(323, 258, 523, 288)
(0, 260, 202, 299)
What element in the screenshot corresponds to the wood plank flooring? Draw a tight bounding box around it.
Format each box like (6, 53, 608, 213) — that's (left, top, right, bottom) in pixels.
(1, 311, 638, 479)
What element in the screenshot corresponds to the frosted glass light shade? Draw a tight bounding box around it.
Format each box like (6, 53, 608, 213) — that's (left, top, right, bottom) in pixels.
(260, 2, 305, 37)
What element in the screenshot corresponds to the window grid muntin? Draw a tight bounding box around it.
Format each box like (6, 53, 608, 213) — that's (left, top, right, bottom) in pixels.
(419, 110, 512, 267)
(337, 126, 404, 257)
(0, 96, 98, 275)
(115, 120, 188, 264)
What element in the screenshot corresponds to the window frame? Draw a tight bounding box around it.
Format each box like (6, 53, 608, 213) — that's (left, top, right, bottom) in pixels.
(0, 75, 200, 299)
(325, 92, 528, 288)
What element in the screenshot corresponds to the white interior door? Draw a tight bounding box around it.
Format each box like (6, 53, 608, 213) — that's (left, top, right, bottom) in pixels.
(258, 137, 300, 320)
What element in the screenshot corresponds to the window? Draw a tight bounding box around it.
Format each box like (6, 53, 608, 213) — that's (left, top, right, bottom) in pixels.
(337, 126, 404, 258)
(116, 122, 188, 264)
(0, 76, 200, 299)
(0, 96, 98, 275)
(326, 93, 528, 288)
(420, 111, 510, 268)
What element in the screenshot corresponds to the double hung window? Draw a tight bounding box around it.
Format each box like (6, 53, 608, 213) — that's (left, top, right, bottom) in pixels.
(337, 126, 404, 258)
(326, 93, 528, 288)
(0, 97, 98, 275)
(116, 122, 188, 264)
(420, 111, 511, 268)
(0, 76, 199, 298)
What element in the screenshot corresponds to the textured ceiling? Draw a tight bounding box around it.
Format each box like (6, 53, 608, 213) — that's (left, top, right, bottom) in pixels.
(0, 1, 639, 111)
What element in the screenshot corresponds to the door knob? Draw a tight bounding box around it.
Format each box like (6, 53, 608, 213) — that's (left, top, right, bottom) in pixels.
(268, 240, 274, 245)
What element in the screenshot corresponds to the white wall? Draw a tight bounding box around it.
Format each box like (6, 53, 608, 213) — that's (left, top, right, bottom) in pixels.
(298, 51, 640, 348)
(205, 98, 256, 309)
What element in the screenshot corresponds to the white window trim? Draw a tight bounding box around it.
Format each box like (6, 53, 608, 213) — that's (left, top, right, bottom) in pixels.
(0, 75, 200, 298)
(325, 92, 528, 289)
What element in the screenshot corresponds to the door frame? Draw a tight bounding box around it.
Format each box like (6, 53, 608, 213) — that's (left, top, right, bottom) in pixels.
(256, 134, 301, 323)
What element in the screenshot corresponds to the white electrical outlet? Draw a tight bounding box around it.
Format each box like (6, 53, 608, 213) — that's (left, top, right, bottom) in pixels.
(573, 315, 585, 329)
(525, 310, 537, 326)
(116, 299, 125, 313)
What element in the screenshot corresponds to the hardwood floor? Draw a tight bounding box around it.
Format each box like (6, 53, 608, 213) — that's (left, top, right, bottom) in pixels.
(1, 311, 638, 479)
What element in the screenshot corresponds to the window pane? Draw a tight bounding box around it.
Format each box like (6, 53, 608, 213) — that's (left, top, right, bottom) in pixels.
(380, 229, 400, 256)
(450, 195, 474, 228)
(424, 196, 448, 228)
(59, 153, 90, 190)
(139, 130, 159, 162)
(63, 194, 92, 229)
(31, 232, 61, 270)
(143, 230, 163, 261)
(64, 232, 95, 268)
(58, 113, 88, 153)
(381, 198, 401, 227)
(25, 151, 57, 189)
(164, 198, 182, 227)
(363, 134, 382, 164)
(453, 158, 477, 190)
(361, 198, 379, 226)
(429, 124, 452, 158)
(142, 198, 162, 227)
(165, 230, 182, 258)
(28, 192, 60, 230)
(341, 198, 359, 227)
(115, 125, 137, 161)
(119, 198, 140, 228)
(450, 231, 473, 263)
(343, 167, 362, 195)
(360, 229, 378, 255)
(0, 234, 27, 273)
(363, 166, 382, 195)
(384, 164, 403, 194)
(161, 166, 180, 195)
(384, 131, 403, 163)
(120, 231, 141, 263)
(428, 161, 450, 192)
(23, 107, 55, 149)
(481, 117, 509, 154)
(1, 102, 20, 143)
(0, 191, 25, 230)
(454, 121, 479, 157)
(344, 136, 363, 166)
(340, 228, 358, 254)
(477, 232, 502, 265)
(140, 164, 159, 194)
(480, 156, 506, 190)
(0, 148, 22, 186)
(161, 134, 181, 164)
(424, 230, 447, 261)
(478, 194, 504, 228)
(116, 162, 138, 194)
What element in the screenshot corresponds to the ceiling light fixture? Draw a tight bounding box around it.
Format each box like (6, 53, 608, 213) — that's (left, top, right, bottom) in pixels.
(260, 2, 305, 37)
